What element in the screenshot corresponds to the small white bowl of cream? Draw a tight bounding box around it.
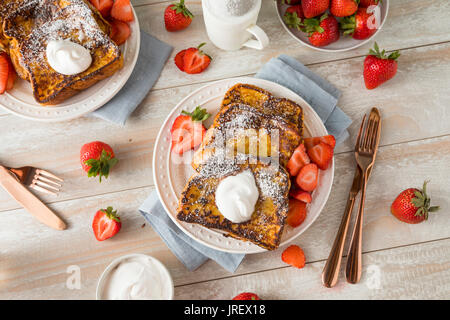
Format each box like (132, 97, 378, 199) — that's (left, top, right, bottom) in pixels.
(96, 253, 174, 300)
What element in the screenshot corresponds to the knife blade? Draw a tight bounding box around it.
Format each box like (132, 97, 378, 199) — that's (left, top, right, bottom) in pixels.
(0, 165, 66, 230)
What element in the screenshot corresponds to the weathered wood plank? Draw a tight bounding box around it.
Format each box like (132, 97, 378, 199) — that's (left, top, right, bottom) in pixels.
(0, 135, 448, 299)
(175, 239, 450, 300)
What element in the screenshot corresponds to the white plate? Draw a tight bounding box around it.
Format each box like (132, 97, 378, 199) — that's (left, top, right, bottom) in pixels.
(276, 1, 389, 52)
(153, 77, 334, 254)
(0, 6, 140, 122)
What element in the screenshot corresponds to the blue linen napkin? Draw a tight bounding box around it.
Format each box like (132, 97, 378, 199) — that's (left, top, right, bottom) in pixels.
(139, 191, 245, 272)
(255, 54, 352, 145)
(139, 55, 352, 272)
(91, 31, 173, 125)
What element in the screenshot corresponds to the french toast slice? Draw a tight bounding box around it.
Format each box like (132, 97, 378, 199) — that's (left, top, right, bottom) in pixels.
(222, 83, 304, 133)
(177, 154, 290, 251)
(192, 103, 302, 170)
(2, 0, 123, 105)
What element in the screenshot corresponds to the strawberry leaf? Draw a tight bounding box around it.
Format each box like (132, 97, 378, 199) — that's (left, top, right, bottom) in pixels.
(182, 106, 211, 122)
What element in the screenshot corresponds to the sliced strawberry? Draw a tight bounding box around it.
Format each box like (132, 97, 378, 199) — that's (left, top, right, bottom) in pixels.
(183, 43, 212, 74)
(174, 49, 186, 72)
(289, 189, 312, 203)
(89, 0, 114, 17)
(307, 142, 333, 170)
(296, 163, 318, 192)
(0, 53, 11, 94)
(281, 245, 306, 269)
(111, 0, 134, 22)
(92, 207, 121, 241)
(109, 19, 131, 45)
(286, 198, 307, 227)
(170, 106, 211, 155)
(304, 135, 336, 150)
(232, 292, 260, 300)
(287, 143, 310, 176)
(5, 56, 16, 91)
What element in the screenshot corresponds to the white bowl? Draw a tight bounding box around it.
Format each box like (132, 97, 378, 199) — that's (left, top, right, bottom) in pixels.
(96, 253, 174, 300)
(276, 0, 389, 52)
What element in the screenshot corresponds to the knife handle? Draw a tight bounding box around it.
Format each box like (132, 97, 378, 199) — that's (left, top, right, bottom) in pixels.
(0, 166, 66, 230)
(346, 170, 369, 284)
(322, 193, 357, 288)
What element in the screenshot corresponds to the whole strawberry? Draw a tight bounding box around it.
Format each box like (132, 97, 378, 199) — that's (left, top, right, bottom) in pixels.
(80, 141, 118, 182)
(283, 5, 304, 30)
(391, 181, 439, 224)
(302, 0, 329, 19)
(164, 0, 193, 32)
(303, 13, 340, 47)
(341, 7, 378, 40)
(364, 42, 400, 89)
(232, 292, 261, 300)
(330, 0, 359, 17)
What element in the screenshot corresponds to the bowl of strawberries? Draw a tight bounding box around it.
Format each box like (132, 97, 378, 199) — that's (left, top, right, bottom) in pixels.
(276, 0, 389, 52)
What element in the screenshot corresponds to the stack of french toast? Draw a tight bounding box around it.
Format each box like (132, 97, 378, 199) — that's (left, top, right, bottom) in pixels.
(177, 84, 304, 250)
(0, 0, 123, 104)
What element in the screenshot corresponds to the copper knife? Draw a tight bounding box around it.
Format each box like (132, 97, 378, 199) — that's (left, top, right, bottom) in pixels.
(0, 165, 66, 230)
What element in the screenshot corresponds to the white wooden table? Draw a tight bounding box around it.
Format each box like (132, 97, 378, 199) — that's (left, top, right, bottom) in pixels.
(0, 0, 449, 300)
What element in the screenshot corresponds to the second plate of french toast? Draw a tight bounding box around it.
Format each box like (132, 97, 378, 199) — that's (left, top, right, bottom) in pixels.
(0, 0, 140, 121)
(153, 77, 334, 253)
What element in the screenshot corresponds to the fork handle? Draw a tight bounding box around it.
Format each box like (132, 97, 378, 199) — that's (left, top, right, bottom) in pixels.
(322, 193, 357, 288)
(0, 166, 66, 230)
(345, 169, 369, 284)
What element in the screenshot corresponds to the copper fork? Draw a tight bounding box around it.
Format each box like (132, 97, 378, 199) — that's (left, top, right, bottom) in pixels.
(346, 108, 381, 284)
(7, 166, 63, 195)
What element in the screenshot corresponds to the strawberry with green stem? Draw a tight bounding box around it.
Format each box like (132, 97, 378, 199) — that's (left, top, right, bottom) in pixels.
(164, 0, 193, 32)
(80, 141, 118, 182)
(364, 42, 400, 89)
(92, 206, 122, 241)
(303, 13, 340, 47)
(391, 181, 439, 224)
(283, 5, 304, 30)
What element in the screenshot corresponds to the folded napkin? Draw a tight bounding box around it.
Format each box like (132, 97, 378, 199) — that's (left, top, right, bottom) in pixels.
(255, 54, 352, 145)
(139, 55, 352, 273)
(139, 191, 245, 272)
(91, 31, 173, 125)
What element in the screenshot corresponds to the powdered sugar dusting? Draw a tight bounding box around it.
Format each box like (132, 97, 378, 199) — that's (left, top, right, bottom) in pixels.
(5, 0, 111, 66)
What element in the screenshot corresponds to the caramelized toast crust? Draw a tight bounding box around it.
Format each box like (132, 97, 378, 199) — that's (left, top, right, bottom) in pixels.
(177, 154, 290, 250)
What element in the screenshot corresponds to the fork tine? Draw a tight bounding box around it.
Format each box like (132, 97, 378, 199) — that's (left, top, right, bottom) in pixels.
(29, 184, 58, 196)
(32, 179, 60, 192)
(364, 117, 375, 151)
(35, 174, 62, 187)
(36, 169, 63, 182)
(369, 113, 381, 151)
(355, 114, 366, 152)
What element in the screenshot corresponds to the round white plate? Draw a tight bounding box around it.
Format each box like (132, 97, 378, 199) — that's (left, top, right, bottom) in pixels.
(0, 6, 140, 122)
(276, 1, 389, 52)
(153, 77, 334, 254)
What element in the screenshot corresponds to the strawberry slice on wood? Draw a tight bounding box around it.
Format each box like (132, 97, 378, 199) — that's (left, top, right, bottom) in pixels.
(296, 163, 318, 192)
(89, 0, 114, 17)
(286, 198, 308, 227)
(232, 292, 261, 300)
(171, 106, 211, 154)
(111, 0, 134, 22)
(92, 206, 122, 241)
(281, 245, 306, 269)
(109, 19, 131, 45)
(307, 142, 334, 170)
(183, 43, 212, 74)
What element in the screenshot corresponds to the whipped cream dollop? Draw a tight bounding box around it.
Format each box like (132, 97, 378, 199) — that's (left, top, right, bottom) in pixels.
(215, 169, 259, 223)
(46, 39, 92, 75)
(102, 256, 173, 300)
